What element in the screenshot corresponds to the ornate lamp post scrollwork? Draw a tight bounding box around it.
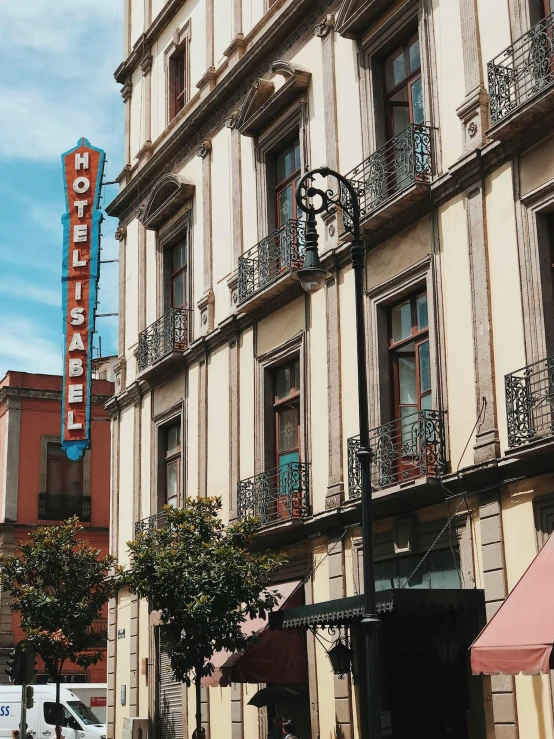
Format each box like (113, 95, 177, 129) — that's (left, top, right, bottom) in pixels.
(295, 168, 382, 739)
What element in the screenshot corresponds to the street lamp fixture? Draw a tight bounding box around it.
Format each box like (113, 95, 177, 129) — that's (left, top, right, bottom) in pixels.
(293, 209, 331, 293)
(327, 638, 353, 679)
(295, 167, 382, 739)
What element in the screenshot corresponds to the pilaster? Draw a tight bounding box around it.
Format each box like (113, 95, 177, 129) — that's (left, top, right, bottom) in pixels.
(465, 184, 500, 463)
(139, 53, 153, 162)
(121, 80, 133, 170)
(106, 596, 118, 739)
(2, 397, 21, 524)
(197, 139, 214, 334)
(138, 224, 147, 334)
(198, 358, 208, 499)
(116, 226, 127, 364)
(479, 491, 519, 739)
(228, 338, 240, 521)
(315, 15, 339, 172)
(325, 272, 344, 508)
(456, 0, 488, 152)
(230, 683, 243, 739)
(328, 537, 353, 739)
(129, 596, 139, 717)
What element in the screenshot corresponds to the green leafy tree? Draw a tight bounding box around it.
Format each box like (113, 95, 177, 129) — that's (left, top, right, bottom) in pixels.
(125, 498, 284, 739)
(0, 517, 118, 739)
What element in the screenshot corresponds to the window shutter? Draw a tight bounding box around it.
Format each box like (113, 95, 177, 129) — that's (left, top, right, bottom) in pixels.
(159, 649, 183, 739)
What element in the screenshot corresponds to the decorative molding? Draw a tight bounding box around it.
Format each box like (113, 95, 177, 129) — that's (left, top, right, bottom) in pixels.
(314, 13, 335, 37)
(237, 62, 311, 137)
(225, 110, 240, 129)
(114, 225, 127, 241)
(120, 81, 132, 101)
(196, 66, 217, 93)
(141, 173, 195, 230)
(107, 0, 337, 224)
(196, 139, 212, 158)
(197, 290, 215, 334)
(335, 0, 390, 39)
(140, 53, 153, 75)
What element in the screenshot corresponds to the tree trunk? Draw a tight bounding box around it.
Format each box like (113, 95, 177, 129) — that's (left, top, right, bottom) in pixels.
(195, 668, 202, 739)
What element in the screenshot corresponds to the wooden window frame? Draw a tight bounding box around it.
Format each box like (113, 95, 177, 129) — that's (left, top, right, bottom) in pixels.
(169, 238, 188, 310)
(163, 422, 182, 508)
(383, 34, 422, 139)
(273, 138, 301, 229)
(165, 21, 191, 126)
(154, 410, 184, 513)
(272, 357, 301, 468)
(158, 212, 192, 318)
(388, 291, 430, 420)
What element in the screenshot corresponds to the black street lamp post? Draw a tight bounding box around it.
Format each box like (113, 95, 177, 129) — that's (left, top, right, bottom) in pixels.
(295, 168, 381, 739)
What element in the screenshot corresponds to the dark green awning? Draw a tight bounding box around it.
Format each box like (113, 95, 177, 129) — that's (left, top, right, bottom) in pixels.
(269, 588, 485, 630)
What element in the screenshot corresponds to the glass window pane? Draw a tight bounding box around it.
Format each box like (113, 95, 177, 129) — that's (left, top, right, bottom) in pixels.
(294, 358, 300, 392)
(419, 340, 431, 393)
(429, 549, 461, 589)
(398, 355, 417, 404)
(400, 405, 418, 450)
(278, 185, 293, 226)
(391, 300, 412, 342)
(420, 392, 432, 411)
(392, 106, 411, 136)
(278, 407, 299, 452)
(172, 242, 186, 272)
(166, 460, 178, 507)
(293, 140, 301, 170)
(399, 553, 430, 589)
(410, 76, 424, 124)
(409, 37, 421, 72)
(166, 425, 181, 457)
(375, 559, 398, 591)
(173, 273, 185, 308)
(416, 293, 428, 329)
(385, 48, 406, 90)
(275, 365, 291, 400)
(278, 450, 299, 468)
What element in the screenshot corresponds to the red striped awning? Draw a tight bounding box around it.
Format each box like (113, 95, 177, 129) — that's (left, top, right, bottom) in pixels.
(471, 533, 554, 675)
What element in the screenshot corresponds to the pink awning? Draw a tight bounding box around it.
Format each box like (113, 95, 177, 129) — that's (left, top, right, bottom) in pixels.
(202, 580, 304, 687)
(471, 533, 554, 675)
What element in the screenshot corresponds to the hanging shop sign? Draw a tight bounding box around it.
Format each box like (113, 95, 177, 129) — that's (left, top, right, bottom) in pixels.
(61, 138, 105, 461)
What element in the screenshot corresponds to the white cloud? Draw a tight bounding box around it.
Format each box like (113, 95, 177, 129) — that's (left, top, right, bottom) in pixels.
(0, 0, 124, 163)
(0, 278, 60, 307)
(0, 317, 62, 377)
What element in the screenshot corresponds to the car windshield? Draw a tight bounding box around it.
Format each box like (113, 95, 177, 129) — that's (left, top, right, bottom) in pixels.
(67, 701, 102, 726)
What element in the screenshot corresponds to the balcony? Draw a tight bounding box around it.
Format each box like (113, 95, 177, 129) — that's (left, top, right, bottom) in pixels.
(137, 307, 188, 373)
(505, 355, 554, 448)
(488, 12, 554, 140)
(344, 124, 436, 233)
(134, 510, 170, 537)
(237, 462, 310, 527)
(38, 493, 91, 522)
(237, 219, 305, 310)
(347, 409, 447, 498)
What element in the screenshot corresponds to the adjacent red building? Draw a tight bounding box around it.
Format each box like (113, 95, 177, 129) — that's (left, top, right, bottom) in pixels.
(0, 364, 113, 684)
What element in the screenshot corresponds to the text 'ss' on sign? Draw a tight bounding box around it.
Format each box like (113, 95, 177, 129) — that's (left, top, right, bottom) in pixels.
(61, 138, 105, 461)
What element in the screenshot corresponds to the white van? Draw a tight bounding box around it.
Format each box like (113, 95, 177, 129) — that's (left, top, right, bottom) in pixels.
(0, 686, 105, 739)
(62, 687, 106, 725)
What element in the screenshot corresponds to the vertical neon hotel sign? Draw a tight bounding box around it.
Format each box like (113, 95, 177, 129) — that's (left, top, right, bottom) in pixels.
(61, 138, 105, 461)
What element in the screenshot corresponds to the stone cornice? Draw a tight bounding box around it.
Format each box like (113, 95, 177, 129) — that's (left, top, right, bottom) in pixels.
(107, 0, 336, 223)
(0, 385, 113, 407)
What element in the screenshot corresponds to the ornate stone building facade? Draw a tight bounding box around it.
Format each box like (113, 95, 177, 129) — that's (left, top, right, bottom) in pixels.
(107, 0, 554, 737)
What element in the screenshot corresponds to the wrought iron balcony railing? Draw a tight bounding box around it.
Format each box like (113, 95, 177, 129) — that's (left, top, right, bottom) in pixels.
(505, 355, 554, 447)
(134, 510, 170, 537)
(347, 409, 447, 497)
(238, 219, 305, 304)
(137, 307, 188, 372)
(344, 124, 435, 229)
(488, 11, 554, 125)
(237, 462, 310, 527)
(38, 493, 91, 522)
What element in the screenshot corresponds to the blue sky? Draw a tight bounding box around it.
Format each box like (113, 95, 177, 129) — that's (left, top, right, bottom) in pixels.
(0, 1, 124, 377)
